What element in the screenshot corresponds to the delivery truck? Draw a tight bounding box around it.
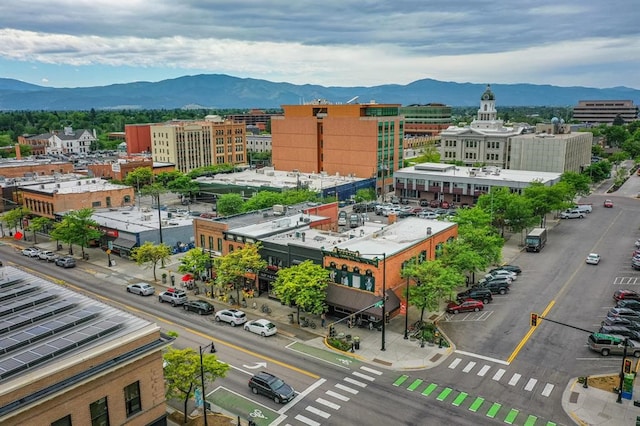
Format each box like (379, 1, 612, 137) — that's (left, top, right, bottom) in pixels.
(525, 227, 547, 252)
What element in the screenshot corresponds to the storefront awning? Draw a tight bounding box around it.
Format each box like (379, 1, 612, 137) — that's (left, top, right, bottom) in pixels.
(325, 283, 401, 319)
(112, 237, 137, 249)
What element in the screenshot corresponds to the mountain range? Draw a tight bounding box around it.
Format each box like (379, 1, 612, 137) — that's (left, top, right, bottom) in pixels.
(0, 74, 638, 111)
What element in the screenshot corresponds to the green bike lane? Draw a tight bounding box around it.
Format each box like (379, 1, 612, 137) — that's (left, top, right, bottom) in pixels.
(392, 374, 562, 426)
(205, 341, 359, 425)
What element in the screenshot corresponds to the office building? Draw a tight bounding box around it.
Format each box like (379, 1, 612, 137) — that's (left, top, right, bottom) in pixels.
(573, 100, 638, 124)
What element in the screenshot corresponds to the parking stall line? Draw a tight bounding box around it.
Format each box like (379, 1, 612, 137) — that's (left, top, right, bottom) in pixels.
(524, 378, 537, 392)
(294, 414, 320, 426)
(462, 361, 476, 373)
(492, 368, 506, 381)
(508, 373, 522, 386)
(335, 383, 358, 394)
(477, 365, 491, 377)
(315, 398, 340, 410)
(352, 371, 375, 381)
(305, 405, 330, 419)
(448, 358, 462, 369)
(344, 377, 367, 388)
(325, 390, 349, 401)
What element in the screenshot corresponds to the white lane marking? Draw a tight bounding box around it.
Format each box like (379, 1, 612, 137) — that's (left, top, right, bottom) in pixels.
(360, 366, 383, 375)
(477, 365, 491, 377)
(455, 350, 510, 365)
(508, 373, 522, 386)
(344, 377, 367, 388)
(305, 406, 330, 419)
(335, 383, 359, 394)
(462, 361, 476, 373)
(524, 378, 537, 391)
(541, 383, 555, 397)
(275, 378, 326, 417)
(326, 390, 349, 401)
(352, 371, 375, 381)
(448, 358, 462, 369)
(316, 398, 341, 410)
(493, 368, 506, 381)
(295, 414, 320, 426)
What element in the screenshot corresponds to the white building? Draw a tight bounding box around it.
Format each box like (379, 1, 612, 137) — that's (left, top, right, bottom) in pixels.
(29, 127, 97, 155)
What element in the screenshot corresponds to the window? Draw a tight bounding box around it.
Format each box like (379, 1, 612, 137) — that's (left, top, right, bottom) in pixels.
(123, 195, 131, 203)
(106, 196, 111, 207)
(89, 396, 109, 426)
(217, 238, 223, 251)
(51, 415, 72, 426)
(124, 381, 142, 417)
(92, 201, 101, 208)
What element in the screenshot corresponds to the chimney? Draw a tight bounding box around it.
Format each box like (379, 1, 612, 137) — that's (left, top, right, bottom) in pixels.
(15, 144, 21, 160)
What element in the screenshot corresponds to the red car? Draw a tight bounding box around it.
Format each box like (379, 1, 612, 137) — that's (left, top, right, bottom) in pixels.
(446, 299, 484, 314)
(604, 200, 613, 208)
(613, 289, 640, 301)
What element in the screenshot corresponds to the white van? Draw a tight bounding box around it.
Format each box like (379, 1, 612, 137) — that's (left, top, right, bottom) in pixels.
(574, 204, 592, 214)
(338, 211, 347, 226)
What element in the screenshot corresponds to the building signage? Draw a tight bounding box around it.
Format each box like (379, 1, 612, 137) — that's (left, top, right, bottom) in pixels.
(101, 227, 119, 238)
(258, 270, 278, 281)
(325, 247, 379, 266)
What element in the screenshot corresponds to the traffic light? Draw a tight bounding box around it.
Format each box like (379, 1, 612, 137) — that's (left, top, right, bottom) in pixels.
(329, 325, 336, 338)
(530, 313, 539, 327)
(625, 359, 632, 374)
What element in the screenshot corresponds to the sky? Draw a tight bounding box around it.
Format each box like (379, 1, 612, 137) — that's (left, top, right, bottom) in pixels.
(0, 1, 638, 90)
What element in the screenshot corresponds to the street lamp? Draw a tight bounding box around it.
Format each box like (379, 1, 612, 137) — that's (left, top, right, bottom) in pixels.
(199, 341, 217, 426)
(616, 337, 629, 403)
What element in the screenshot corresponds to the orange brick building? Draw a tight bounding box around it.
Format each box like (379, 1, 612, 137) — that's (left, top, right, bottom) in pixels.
(0, 159, 73, 178)
(271, 101, 404, 198)
(86, 159, 175, 181)
(125, 124, 153, 154)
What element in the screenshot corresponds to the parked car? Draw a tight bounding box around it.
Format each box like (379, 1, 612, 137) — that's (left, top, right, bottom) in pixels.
(587, 333, 640, 357)
(457, 288, 493, 304)
(244, 319, 278, 336)
(248, 371, 296, 404)
(614, 289, 640, 301)
(585, 253, 601, 265)
(560, 209, 585, 219)
(126, 282, 156, 296)
(574, 204, 593, 214)
(601, 316, 634, 327)
(183, 300, 215, 315)
(55, 256, 76, 268)
(446, 299, 484, 314)
(418, 211, 439, 220)
(490, 264, 522, 275)
(419, 199, 430, 207)
(616, 299, 640, 311)
(485, 269, 517, 281)
(22, 247, 41, 257)
(599, 325, 640, 341)
(603, 200, 613, 208)
(39, 250, 59, 262)
(158, 288, 188, 306)
(607, 307, 640, 321)
(215, 309, 247, 326)
(473, 279, 510, 295)
(477, 275, 512, 285)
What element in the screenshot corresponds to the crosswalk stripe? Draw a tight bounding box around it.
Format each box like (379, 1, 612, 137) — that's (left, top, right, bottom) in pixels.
(492, 368, 506, 381)
(462, 361, 476, 373)
(422, 383, 438, 396)
(541, 383, 555, 397)
(352, 371, 375, 381)
(448, 358, 462, 369)
(407, 379, 423, 391)
(360, 366, 383, 375)
(305, 406, 330, 419)
(316, 398, 340, 410)
(486, 402, 502, 418)
(325, 390, 349, 401)
(469, 397, 484, 412)
(335, 383, 359, 394)
(295, 414, 321, 426)
(504, 408, 519, 424)
(393, 375, 409, 386)
(344, 377, 367, 388)
(508, 373, 521, 386)
(477, 365, 491, 376)
(452, 392, 468, 406)
(524, 378, 537, 392)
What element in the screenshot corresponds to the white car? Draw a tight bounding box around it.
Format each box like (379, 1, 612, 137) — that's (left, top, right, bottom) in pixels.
(586, 253, 601, 265)
(418, 211, 439, 220)
(486, 269, 517, 281)
(22, 247, 41, 257)
(215, 309, 247, 326)
(244, 319, 278, 336)
(560, 209, 584, 219)
(127, 282, 156, 296)
(38, 250, 58, 261)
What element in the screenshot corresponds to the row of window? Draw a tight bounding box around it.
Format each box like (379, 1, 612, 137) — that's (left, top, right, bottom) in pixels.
(51, 381, 141, 426)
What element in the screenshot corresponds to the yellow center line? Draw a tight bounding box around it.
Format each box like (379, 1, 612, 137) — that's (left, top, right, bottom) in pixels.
(507, 300, 555, 363)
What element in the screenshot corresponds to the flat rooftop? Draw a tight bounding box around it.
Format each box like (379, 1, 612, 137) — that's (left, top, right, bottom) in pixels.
(204, 201, 330, 230)
(230, 212, 327, 239)
(21, 177, 130, 194)
(91, 207, 193, 233)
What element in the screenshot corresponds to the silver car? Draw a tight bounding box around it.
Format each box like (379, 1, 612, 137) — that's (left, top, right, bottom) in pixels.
(127, 282, 156, 296)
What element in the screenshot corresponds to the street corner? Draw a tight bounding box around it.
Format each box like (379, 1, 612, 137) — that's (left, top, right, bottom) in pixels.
(207, 386, 279, 426)
(286, 340, 363, 368)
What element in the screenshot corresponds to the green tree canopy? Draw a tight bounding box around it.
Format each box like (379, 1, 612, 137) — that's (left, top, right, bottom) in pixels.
(272, 260, 329, 322)
(560, 171, 591, 196)
(131, 242, 172, 281)
(27, 216, 51, 244)
(214, 243, 266, 304)
(124, 167, 154, 189)
(216, 193, 244, 216)
(178, 249, 213, 282)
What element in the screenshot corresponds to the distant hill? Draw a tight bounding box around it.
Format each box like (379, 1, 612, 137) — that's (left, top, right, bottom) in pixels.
(0, 74, 638, 111)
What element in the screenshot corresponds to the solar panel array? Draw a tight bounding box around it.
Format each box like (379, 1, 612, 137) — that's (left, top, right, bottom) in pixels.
(0, 267, 139, 382)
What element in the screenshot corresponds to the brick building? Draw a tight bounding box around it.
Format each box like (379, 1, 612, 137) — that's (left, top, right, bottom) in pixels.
(125, 124, 154, 155)
(86, 158, 175, 181)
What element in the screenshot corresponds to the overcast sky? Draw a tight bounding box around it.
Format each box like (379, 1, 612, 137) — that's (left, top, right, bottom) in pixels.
(0, 1, 638, 89)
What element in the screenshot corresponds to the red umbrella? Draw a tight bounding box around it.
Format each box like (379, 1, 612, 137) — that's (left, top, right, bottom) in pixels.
(181, 274, 193, 282)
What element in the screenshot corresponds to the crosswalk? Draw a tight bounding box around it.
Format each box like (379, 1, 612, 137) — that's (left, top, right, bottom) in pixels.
(447, 357, 556, 397)
(285, 365, 384, 426)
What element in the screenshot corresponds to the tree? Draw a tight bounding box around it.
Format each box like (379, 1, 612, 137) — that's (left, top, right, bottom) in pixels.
(163, 347, 229, 425)
(609, 151, 629, 168)
(602, 126, 630, 148)
(3, 206, 30, 235)
(354, 188, 376, 202)
(272, 260, 329, 323)
(438, 239, 486, 286)
(67, 208, 103, 258)
(50, 217, 77, 255)
(124, 167, 154, 189)
(27, 216, 51, 244)
(178, 248, 213, 283)
(476, 187, 511, 235)
(131, 242, 172, 281)
(216, 193, 244, 216)
(167, 175, 200, 204)
(560, 171, 591, 196)
(503, 196, 538, 244)
(214, 244, 266, 304)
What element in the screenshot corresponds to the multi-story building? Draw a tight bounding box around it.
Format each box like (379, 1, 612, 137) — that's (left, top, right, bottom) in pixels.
(86, 158, 175, 181)
(226, 109, 281, 132)
(271, 100, 404, 199)
(246, 134, 272, 153)
(393, 162, 561, 206)
(18, 127, 96, 155)
(400, 103, 452, 137)
(151, 116, 247, 173)
(125, 124, 154, 154)
(0, 158, 73, 179)
(573, 100, 638, 124)
(0, 266, 170, 426)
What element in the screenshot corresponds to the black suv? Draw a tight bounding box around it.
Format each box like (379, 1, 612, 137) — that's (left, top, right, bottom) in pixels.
(248, 372, 295, 404)
(457, 288, 493, 304)
(473, 280, 510, 295)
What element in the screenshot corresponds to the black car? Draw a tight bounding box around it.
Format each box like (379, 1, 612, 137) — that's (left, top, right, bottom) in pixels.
(473, 279, 510, 295)
(616, 299, 640, 312)
(491, 264, 522, 275)
(183, 300, 215, 315)
(598, 325, 640, 341)
(248, 372, 296, 404)
(457, 288, 493, 304)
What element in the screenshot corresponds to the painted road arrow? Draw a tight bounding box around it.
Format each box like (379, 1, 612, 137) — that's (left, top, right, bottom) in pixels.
(242, 362, 268, 369)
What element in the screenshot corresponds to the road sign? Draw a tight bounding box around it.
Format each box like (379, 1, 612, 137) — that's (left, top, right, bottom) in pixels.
(374, 300, 384, 308)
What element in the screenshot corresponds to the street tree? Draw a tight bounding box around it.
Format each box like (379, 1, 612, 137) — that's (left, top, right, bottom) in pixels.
(503, 196, 538, 244)
(50, 217, 76, 255)
(124, 166, 154, 189)
(476, 187, 511, 235)
(438, 239, 487, 286)
(131, 242, 172, 281)
(140, 183, 168, 212)
(155, 170, 184, 187)
(584, 160, 612, 182)
(354, 188, 377, 202)
(272, 260, 329, 324)
(167, 175, 200, 204)
(216, 193, 244, 216)
(3, 206, 30, 235)
(609, 151, 629, 168)
(67, 209, 103, 258)
(163, 346, 229, 425)
(560, 171, 591, 196)
(214, 243, 266, 304)
(178, 248, 213, 283)
(451, 205, 493, 229)
(27, 216, 51, 244)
